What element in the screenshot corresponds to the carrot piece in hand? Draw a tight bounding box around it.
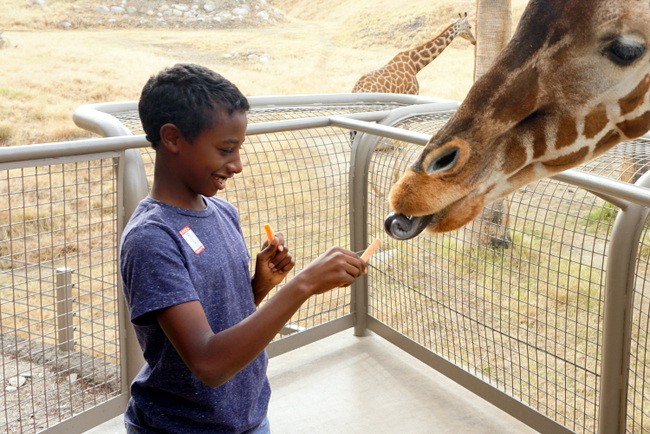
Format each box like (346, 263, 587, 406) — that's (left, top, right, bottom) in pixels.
(263, 224, 275, 243)
(361, 238, 382, 262)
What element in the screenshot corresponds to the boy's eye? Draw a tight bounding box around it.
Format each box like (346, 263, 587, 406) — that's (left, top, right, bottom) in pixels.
(217, 141, 243, 154)
(218, 144, 237, 154)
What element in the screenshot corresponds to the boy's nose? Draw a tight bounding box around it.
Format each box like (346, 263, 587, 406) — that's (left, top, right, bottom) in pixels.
(228, 154, 243, 174)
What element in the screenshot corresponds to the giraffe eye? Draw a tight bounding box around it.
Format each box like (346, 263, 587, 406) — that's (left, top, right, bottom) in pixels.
(602, 37, 646, 66)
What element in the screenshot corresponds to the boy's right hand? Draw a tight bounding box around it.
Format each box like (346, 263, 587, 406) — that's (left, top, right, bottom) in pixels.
(299, 247, 366, 295)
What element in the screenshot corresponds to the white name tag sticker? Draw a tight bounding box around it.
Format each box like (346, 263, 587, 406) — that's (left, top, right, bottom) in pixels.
(179, 225, 205, 254)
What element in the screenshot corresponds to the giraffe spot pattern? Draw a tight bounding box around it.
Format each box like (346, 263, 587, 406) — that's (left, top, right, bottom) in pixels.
(617, 111, 650, 139)
(351, 17, 475, 95)
(593, 130, 621, 156)
(619, 75, 650, 115)
(502, 140, 528, 175)
(542, 146, 589, 170)
(555, 115, 579, 149)
(583, 104, 608, 139)
(492, 67, 540, 124)
(532, 120, 547, 159)
(506, 164, 536, 188)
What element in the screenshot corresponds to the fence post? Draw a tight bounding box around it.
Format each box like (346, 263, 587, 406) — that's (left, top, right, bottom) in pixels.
(349, 128, 374, 337)
(118, 148, 149, 390)
(55, 267, 75, 351)
(598, 171, 650, 433)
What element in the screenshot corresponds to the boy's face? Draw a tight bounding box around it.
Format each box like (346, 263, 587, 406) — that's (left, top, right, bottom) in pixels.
(175, 110, 248, 199)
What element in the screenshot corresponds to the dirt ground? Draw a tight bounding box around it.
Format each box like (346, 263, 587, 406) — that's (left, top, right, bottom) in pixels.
(0, 0, 530, 146)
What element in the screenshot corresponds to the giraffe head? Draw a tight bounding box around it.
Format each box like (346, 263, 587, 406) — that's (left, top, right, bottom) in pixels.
(385, 0, 650, 240)
(452, 12, 476, 46)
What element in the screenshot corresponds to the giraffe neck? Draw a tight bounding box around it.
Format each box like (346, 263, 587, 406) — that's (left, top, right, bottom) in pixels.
(401, 22, 460, 73)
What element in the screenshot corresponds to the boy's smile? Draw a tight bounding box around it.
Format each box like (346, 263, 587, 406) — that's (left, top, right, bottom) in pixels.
(211, 174, 229, 191)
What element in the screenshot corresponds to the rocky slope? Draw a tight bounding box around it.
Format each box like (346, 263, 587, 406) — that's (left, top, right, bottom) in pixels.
(26, 0, 286, 29)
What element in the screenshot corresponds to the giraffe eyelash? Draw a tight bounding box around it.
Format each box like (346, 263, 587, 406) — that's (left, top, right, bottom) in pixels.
(601, 36, 646, 66)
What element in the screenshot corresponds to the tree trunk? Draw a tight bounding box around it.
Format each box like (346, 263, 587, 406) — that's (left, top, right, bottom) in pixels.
(471, 0, 514, 249)
(474, 0, 512, 80)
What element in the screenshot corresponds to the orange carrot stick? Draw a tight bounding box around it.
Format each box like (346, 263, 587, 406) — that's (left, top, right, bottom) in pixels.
(263, 223, 275, 243)
(360, 238, 382, 262)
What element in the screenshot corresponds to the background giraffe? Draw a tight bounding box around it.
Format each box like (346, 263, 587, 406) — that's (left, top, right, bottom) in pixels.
(352, 13, 476, 95)
(385, 0, 650, 240)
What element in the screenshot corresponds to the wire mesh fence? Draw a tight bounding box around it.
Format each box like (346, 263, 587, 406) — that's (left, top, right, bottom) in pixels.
(367, 113, 650, 433)
(230, 124, 355, 332)
(0, 158, 121, 433)
(2, 97, 650, 432)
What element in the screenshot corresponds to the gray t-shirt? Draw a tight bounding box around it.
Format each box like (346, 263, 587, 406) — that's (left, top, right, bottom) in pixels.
(120, 196, 270, 433)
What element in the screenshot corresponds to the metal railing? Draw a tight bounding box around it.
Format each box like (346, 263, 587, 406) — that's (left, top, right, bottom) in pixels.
(1, 94, 649, 433)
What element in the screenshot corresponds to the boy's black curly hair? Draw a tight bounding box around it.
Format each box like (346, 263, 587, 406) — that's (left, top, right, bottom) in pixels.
(138, 63, 250, 148)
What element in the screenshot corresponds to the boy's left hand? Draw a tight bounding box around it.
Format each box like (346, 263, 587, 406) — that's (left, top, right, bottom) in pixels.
(253, 233, 295, 302)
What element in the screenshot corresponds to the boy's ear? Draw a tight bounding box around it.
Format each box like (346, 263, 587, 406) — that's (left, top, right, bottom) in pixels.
(159, 123, 183, 153)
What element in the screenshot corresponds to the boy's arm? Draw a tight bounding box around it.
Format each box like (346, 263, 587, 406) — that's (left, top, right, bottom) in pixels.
(157, 246, 365, 387)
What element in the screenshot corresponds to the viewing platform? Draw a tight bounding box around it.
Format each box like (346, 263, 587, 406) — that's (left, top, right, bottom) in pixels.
(88, 331, 535, 433)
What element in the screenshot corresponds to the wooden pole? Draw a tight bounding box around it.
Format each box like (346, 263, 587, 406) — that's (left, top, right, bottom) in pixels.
(474, 0, 512, 80)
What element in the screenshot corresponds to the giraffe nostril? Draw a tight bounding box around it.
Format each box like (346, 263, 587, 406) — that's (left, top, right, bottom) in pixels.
(427, 148, 459, 174)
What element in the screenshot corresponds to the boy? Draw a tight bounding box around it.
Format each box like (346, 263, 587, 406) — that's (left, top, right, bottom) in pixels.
(120, 63, 367, 433)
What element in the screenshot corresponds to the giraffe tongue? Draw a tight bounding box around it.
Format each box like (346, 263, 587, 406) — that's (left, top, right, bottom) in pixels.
(384, 212, 435, 240)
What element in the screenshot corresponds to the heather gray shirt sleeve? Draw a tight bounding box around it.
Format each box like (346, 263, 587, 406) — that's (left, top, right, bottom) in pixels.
(121, 222, 199, 326)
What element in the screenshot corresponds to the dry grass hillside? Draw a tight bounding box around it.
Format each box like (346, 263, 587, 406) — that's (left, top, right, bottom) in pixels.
(0, 0, 527, 147)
